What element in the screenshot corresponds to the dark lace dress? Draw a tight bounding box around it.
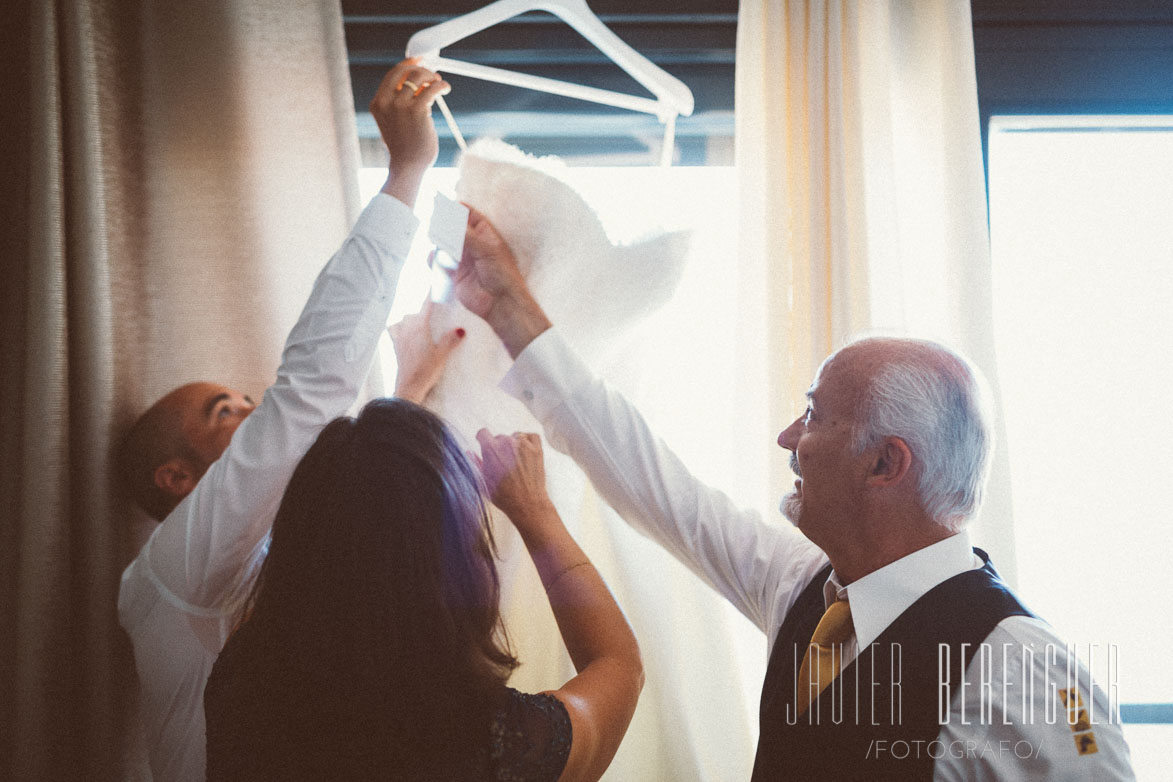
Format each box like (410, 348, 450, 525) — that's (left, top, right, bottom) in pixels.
(484, 688, 573, 782)
(204, 636, 572, 782)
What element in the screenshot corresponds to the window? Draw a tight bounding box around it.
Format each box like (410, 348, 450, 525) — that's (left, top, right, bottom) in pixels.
(342, 5, 737, 168)
(988, 115, 1173, 777)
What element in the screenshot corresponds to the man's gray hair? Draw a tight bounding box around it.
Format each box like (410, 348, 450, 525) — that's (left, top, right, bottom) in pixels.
(847, 338, 994, 531)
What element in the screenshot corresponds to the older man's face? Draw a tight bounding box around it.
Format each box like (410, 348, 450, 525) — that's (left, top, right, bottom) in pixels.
(776, 351, 871, 543)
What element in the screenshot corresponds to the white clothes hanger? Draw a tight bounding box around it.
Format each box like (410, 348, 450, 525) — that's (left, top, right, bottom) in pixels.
(406, 0, 694, 165)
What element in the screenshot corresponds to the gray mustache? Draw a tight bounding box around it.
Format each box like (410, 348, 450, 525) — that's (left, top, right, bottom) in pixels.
(789, 453, 801, 478)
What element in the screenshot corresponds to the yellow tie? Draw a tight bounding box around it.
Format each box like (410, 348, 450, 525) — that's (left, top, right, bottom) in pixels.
(796, 599, 853, 716)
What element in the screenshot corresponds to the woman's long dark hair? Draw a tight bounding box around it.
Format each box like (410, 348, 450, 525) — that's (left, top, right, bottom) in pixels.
(209, 398, 518, 780)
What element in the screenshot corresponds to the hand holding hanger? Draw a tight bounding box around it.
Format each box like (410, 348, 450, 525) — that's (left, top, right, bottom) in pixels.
(369, 58, 451, 207)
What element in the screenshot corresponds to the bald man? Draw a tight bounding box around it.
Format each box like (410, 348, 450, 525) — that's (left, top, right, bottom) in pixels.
(116, 61, 458, 782)
(444, 210, 1134, 780)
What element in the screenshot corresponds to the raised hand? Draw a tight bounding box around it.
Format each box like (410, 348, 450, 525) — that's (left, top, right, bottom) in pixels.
(451, 208, 552, 357)
(475, 429, 554, 530)
(387, 298, 464, 404)
(368, 58, 451, 207)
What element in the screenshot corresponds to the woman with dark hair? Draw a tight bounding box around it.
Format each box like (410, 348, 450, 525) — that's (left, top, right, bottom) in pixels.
(203, 395, 643, 781)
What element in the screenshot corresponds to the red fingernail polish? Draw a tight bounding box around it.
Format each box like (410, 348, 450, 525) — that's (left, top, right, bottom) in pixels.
(456, 328, 466, 338)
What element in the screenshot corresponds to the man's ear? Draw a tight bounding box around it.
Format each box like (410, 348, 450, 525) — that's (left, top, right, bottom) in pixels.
(866, 437, 913, 487)
(153, 458, 198, 500)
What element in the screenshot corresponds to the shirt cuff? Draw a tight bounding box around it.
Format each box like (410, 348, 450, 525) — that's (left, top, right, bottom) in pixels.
(352, 193, 419, 259)
(499, 328, 595, 423)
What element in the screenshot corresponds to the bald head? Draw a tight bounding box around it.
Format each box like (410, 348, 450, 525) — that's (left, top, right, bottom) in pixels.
(117, 383, 256, 520)
(829, 337, 993, 530)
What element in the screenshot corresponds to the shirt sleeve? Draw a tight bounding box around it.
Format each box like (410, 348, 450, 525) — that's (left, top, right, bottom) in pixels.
(934, 616, 1135, 781)
(500, 328, 827, 636)
(142, 194, 418, 612)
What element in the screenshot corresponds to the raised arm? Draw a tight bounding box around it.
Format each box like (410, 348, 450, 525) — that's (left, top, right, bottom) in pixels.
(450, 211, 826, 636)
(145, 60, 452, 609)
(478, 430, 642, 782)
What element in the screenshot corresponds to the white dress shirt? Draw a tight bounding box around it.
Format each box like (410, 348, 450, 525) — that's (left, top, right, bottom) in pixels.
(501, 328, 1134, 781)
(118, 194, 417, 782)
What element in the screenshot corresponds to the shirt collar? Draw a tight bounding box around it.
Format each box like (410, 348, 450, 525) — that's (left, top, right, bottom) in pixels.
(822, 531, 981, 650)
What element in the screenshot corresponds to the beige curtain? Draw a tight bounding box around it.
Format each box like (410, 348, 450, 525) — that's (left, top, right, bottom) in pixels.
(734, 0, 1017, 580)
(0, 1, 361, 778)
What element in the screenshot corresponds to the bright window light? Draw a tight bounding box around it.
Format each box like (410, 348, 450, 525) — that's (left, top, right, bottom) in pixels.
(988, 115, 1173, 776)
(361, 161, 766, 733)
(358, 164, 755, 505)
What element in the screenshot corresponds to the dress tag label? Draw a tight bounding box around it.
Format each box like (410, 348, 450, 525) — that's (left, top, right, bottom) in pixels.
(428, 192, 469, 270)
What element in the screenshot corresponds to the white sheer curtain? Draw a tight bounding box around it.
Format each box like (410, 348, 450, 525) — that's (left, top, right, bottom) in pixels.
(734, 0, 1016, 578)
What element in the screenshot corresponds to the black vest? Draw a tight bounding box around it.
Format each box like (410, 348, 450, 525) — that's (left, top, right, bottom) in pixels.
(751, 549, 1033, 781)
